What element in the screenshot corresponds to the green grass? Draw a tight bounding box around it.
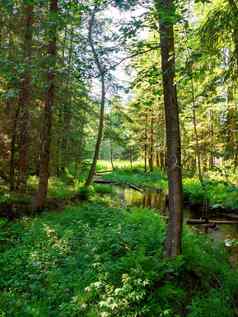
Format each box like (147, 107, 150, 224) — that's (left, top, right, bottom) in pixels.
(102, 167, 168, 190)
(0, 199, 237, 316)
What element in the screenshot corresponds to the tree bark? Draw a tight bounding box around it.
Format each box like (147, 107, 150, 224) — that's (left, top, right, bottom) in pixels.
(61, 26, 74, 174)
(85, 6, 106, 187)
(33, 0, 58, 210)
(156, 0, 183, 257)
(9, 105, 20, 191)
(18, 4, 34, 192)
(110, 141, 114, 170)
(149, 109, 154, 172)
(228, 0, 238, 76)
(144, 112, 148, 172)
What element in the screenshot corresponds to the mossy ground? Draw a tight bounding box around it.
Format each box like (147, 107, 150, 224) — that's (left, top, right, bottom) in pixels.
(0, 193, 238, 316)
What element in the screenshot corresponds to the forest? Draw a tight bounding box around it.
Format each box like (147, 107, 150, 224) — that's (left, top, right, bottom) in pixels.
(0, 0, 238, 316)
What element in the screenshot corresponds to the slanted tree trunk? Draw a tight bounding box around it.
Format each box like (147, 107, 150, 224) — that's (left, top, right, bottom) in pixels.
(33, 0, 58, 210)
(191, 80, 203, 184)
(183, 25, 203, 184)
(156, 0, 183, 257)
(85, 6, 106, 187)
(18, 3, 34, 192)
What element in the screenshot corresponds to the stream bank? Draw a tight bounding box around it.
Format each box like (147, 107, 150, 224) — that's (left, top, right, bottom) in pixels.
(95, 179, 238, 260)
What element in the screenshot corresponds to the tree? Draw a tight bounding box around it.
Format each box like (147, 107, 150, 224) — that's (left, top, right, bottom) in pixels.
(33, 0, 58, 210)
(85, 4, 106, 187)
(18, 2, 34, 192)
(155, 0, 183, 256)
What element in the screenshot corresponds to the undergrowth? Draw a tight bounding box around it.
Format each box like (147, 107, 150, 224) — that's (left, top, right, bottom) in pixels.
(0, 200, 237, 316)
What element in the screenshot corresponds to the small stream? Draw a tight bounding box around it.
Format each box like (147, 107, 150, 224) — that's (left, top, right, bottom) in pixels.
(109, 185, 238, 245)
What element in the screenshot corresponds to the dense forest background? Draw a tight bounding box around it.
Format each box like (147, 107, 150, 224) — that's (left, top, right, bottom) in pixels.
(1, 0, 238, 190)
(1, 0, 238, 316)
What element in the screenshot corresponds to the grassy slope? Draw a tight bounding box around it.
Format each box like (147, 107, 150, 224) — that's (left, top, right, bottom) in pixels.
(0, 196, 238, 317)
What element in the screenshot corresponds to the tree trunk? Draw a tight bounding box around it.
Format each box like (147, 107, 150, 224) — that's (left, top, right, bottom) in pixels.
(61, 26, 74, 174)
(149, 109, 154, 172)
(228, 0, 238, 76)
(33, 0, 58, 210)
(144, 112, 148, 172)
(110, 141, 114, 170)
(85, 6, 106, 187)
(156, 0, 183, 257)
(191, 81, 203, 184)
(18, 4, 34, 192)
(9, 105, 20, 191)
(183, 26, 203, 184)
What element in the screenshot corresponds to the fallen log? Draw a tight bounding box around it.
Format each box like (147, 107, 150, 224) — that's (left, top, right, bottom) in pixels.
(94, 179, 116, 184)
(128, 184, 144, 192)
(94, 179, 144, 193)
(219, 213, 238, 220)
(187, 219, 238, 225)
(95, 170, 113, 174)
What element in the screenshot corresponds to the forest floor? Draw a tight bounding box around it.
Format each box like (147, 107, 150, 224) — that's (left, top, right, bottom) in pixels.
(1, 190, 238, 317)
(1, 161, 238, 316)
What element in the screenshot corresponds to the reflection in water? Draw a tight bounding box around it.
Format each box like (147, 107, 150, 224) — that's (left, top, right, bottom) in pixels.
(114, 186, 167, 213)
(111, 185, 238, 243)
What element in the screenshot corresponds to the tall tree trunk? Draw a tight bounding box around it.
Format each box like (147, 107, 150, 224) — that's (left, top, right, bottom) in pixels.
(228, 0, 238, 75)
(85, 6, 106, 187)
(144, 112, 148, 172)
(183, 26, 203, 184)
(110, 141, 114, 170)
(156, 0, 183, 257)
(149, 109, 154, 172)
(209, 110, 214, 169)
(61, 26, 74, 174)
(191, 80, 203, 184)
(9, 105, 20, 191)
(33, 0, 58, 210)
(18, 4, 34, 192)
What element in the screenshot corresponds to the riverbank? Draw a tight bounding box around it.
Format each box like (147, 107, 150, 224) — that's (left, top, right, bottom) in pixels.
(100, 167, 238, 214)
(1, 194, 238, 317)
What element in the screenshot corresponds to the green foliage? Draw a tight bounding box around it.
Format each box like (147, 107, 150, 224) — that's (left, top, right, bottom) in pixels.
(78, 186, 95, 200)
(183, 177, 238, 210)
(0, 201, 237, 316)
(0, 192, 31, 205)
(102, 167, 167, 190)
(188, 290, 233, 317)
(94, 184, 116, 195)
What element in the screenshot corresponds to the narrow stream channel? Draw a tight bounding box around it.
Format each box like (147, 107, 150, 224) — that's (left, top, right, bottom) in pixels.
(109, 185, 238, 246)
